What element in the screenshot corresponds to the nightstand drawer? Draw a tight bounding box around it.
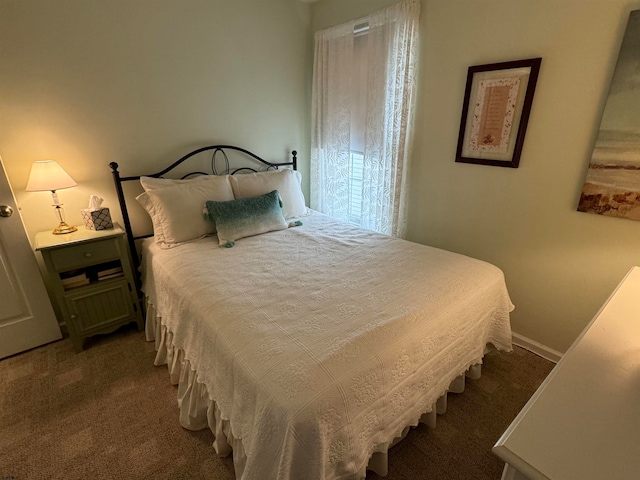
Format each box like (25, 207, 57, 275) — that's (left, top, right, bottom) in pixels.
(50, 238, 120, 272)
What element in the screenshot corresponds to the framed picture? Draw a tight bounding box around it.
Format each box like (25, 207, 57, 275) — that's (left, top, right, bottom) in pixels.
(577, 10, 640, 221)
(455, 57, 541, 168)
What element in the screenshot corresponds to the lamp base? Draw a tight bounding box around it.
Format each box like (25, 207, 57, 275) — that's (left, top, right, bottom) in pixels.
(52, 222, 78, 235)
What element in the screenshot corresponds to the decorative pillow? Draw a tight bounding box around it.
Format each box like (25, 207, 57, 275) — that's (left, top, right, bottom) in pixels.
(140, 174, 228, 191)
(229, 169, 308, 219)
(136, 175, 234, 248)
(204, 190, 288, 247)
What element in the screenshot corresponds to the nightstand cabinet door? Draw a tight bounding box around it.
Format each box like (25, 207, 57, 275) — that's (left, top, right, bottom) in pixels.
(64, 280, 135, 334)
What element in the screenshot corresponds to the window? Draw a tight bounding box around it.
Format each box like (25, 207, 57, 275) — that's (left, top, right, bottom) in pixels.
(310, 1, 420, 237)
(348, 150, 365, 224)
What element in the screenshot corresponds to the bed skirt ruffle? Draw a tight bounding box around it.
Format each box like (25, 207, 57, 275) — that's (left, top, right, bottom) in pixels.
(145, 300, 484, 478)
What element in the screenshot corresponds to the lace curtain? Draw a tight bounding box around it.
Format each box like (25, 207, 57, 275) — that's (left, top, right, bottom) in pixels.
(310, 0, 420, 237)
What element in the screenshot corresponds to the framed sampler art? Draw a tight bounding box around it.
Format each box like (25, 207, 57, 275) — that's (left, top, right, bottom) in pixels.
(455, 57, 542, 168)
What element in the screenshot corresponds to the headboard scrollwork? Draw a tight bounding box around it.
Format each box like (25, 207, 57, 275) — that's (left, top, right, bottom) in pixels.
(109, 145, 297, 292)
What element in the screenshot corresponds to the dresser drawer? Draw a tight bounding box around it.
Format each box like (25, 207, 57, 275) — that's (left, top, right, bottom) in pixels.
(50, 238, 121, 272)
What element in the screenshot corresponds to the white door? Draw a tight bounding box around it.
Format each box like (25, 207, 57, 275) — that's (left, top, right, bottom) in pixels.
(0, 156, 62, 359)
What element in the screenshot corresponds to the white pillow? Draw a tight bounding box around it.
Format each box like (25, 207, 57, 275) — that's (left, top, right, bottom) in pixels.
(229, 169, 308, 219)
(136, 175, 234, 248)
(139, 174, 224, 191)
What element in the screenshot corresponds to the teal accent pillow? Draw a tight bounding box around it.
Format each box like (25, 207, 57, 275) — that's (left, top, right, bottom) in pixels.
(204, 190, 288, 247)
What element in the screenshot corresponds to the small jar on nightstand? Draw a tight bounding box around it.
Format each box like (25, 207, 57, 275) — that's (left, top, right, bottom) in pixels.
(34, 223, 143, 352)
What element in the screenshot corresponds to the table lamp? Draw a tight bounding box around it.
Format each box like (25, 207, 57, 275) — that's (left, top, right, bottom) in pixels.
(26, 159, 78, 234)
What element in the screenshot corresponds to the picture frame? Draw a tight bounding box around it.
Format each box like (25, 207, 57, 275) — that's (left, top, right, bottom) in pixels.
(577, 10, 640, 221)
(455, 57, 541, 168)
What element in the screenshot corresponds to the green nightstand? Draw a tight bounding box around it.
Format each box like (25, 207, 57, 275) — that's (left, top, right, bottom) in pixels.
(35, 223, 143, 352)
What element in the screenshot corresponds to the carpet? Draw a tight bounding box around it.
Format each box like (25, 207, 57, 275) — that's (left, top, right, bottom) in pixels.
(0, 324, 553, 479)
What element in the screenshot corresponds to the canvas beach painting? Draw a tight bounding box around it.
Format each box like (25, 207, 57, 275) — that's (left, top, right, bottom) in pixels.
(578, 10, 640, 221)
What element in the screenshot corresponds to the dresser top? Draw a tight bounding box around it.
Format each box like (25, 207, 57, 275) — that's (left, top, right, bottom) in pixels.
(35, 223, 124, 251)
(493, 266, 640, 480)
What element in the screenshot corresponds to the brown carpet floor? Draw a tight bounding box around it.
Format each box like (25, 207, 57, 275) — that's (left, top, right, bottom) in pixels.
(0, 324, 554, 480)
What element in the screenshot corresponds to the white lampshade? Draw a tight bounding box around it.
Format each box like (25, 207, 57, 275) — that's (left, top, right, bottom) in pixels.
(26, 159, 78, 234)
(26, 160, 77, 192)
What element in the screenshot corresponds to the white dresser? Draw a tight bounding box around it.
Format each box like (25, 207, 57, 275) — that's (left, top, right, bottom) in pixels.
(493, 266, 640, 480)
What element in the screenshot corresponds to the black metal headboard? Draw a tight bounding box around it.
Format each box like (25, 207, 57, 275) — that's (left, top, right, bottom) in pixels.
(109, 145, 297, 290)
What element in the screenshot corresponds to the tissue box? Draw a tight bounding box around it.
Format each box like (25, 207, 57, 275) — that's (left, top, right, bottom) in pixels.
(81, 208, 113, 230)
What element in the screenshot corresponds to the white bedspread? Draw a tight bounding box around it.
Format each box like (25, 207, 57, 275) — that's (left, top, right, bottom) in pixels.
(141, 212, 513, 480)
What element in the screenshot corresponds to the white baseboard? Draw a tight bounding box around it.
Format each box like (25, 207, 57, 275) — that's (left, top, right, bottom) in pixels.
(512, 332, 563, 363)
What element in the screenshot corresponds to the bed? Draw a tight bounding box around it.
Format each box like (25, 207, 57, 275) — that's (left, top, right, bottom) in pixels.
(110, 145, 514, 480)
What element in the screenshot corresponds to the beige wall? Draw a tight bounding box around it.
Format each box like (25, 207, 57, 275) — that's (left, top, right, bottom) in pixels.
(314, 0, 640, 353)
(0, 0, 312, 239)
(3, 0, 640, 353)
